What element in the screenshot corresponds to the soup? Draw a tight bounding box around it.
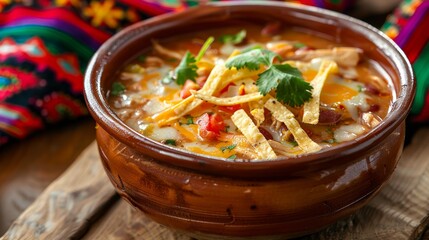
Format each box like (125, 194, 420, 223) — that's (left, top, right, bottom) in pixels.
(108, 23, 392, 161)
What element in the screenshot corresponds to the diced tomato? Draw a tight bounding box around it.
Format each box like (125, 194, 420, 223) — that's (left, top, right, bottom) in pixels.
(196, 76, 207, 88)
(196, 113, 225, 140)
(180, 80, 200, 99)
(219, 104, 241, 113)
(218, 84, 246, 113)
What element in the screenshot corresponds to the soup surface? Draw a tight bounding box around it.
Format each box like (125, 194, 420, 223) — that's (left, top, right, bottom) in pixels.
(108, 24, 392, 161)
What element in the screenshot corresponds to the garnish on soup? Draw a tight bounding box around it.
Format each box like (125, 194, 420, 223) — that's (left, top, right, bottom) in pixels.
(108, 24, 392, 161)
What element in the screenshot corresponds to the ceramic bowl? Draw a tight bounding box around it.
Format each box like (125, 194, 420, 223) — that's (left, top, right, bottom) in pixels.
(84, 2, 415, 239)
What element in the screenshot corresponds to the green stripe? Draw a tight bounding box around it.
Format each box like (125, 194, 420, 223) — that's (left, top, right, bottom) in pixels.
(0, 26, 94, 68)
(411, 42, 429, 114)
(0, 108, 19, 119)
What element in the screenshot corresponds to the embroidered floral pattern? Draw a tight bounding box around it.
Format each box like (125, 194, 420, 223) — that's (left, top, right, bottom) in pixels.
(84, 0, 124, 28)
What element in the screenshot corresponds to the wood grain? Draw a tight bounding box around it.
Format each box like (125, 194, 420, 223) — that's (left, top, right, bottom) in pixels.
(0, 141, 117, 240)
(0, 118, 96, 234)
(83, 200, 190, 240)
(301, 127, 429, 240)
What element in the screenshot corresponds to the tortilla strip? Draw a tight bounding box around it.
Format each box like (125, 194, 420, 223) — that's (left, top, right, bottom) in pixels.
(265, 98, 321, 153)
(150, 63, 226, 125)
(151, 61, 261, 126)
(302, 60, 338, 124)
(231, 109, 277, 160)
(218, 133, 259, 159)
(191, 90, 263, 106)
(248, 95, 270, 126)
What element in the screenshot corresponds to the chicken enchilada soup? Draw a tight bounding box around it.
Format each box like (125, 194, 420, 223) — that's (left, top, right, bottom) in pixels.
(108, 24, 392, 161)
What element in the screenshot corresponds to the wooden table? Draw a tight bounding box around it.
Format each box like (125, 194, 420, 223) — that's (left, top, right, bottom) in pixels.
(0, 118, 96, 235)
(1, 118, 429, 239)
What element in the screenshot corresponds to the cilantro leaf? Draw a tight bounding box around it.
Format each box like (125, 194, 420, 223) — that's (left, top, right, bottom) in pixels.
(219, 30, 247, 45)
(257, 64, 312, 107)
(172, 37, 214, 85)
(111, 82, 125, 96)
(225, 49, 277, 71)
(175, 51, 198, 85)
(220, 144, 236, 152)
(185, 115, 194, 125)
(164, 139, 177, 146)
(293, 42, 306, 49)
(227, 154, 237, 160)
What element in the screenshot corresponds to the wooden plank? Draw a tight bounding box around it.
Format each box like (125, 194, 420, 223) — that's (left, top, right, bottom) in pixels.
(0, 141, 117, 240)
(0, 118, 96, 234)
(83, 200, 190, 240)
(302, 128, 429, 239)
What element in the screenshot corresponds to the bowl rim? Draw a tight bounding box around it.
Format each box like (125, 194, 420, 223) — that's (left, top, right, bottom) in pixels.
(84, 1, 415, 177)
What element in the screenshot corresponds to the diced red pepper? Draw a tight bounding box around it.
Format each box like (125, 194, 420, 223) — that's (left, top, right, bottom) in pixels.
(180, 80, 200, 99)
(218, 84, 245, 113)
(196, 113, 225, 140)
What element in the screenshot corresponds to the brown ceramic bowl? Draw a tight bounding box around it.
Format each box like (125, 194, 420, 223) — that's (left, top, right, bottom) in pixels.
(84, 2, 415, 239)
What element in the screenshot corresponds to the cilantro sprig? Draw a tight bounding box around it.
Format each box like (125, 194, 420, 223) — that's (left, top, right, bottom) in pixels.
(220, 144, 236, 152)
(225, 49, 276, 71)
(225, 49, 312, 107)
(111, 82, 126, 96)
(175, 51, 198, 85)
(219, 30, 246, 45)
(166, 37, 214, 86)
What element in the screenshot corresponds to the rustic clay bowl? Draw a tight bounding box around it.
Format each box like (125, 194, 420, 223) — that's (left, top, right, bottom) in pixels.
(84, 2, 415, 239)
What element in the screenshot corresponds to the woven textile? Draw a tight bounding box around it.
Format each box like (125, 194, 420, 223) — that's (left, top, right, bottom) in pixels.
(0, 0, 426, 146)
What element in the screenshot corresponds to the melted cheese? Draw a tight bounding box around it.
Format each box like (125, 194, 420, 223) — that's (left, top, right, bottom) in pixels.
(320, 77, 360, 104)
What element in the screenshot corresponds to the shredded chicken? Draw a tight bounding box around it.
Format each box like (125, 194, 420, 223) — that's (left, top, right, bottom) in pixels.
(361, 112, 381, 128)
(145, 56, 164, 67)
(152, 40, 183, 60)
(120, 72, 143, 82)
(289, 47, 362, 67)
(268, 140, 304, 157)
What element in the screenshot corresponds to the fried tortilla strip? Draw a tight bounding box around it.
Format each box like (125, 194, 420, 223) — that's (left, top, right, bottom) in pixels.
(265, 98, 321, 153)
(218, 133, 259, 159)
(289, 47, 362, 67)
(150, 63, 226, 125)
(231, 109, 277, 160)
(191, 90, 263, 106)
(302, 60, 338, 124)
(151, 61, 261, 126)
(248, 95, 270, 126)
